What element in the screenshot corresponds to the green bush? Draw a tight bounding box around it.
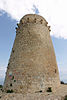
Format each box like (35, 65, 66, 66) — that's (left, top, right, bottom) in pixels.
(7, 89, 13, 93)
(61, 81, 64, 84)
(14, 80, 16, 82)
(47, 87, 52, 92)
(0, 85, 3, 88)
(64, 95, 67, 100)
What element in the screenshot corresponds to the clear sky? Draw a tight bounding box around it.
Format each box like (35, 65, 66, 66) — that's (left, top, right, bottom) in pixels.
(0, 0, 67, 84)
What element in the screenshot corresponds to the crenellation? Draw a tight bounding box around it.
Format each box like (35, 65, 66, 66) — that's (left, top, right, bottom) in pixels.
(18, 15, 48, 29)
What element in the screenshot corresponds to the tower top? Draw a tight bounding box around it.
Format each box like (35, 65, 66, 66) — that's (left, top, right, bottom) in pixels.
(20, 14, 48, 25)
(16, 14, 51, 32)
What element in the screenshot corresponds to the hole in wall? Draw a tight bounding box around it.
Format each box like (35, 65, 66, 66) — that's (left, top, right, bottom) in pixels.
(12, 50, 14, 53)
(10, 83, 12, 87)
(40, 19, 43, 24)
(47, 87, 52, 92)
(35, 90, 42, 93)
(34, 18, 36, 22)
(27, 17, 29, 21)
(55, 69, 56, 73)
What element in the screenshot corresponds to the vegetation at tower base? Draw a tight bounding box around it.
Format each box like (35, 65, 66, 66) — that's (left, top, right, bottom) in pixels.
(61, 81, 64, 84)
(0, 85, 3, 89)
(64, 95, 67, 100)
(3, 14, 60, 93)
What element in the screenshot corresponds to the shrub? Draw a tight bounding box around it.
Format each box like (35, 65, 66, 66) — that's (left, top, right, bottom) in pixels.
(0, 85, 3, 88)
(47, 87, 52, 92)
(7, 89, 13, 93)
(14, 80, 16, 82)
(64, 95, 67, 100)
(61, 81, 64, 84)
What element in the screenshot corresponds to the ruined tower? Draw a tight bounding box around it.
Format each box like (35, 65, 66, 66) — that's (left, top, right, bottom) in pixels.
(4, 14, 60, 93)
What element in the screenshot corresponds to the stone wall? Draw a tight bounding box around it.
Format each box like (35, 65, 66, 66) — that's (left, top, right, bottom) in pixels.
(3, 14, 60, 93)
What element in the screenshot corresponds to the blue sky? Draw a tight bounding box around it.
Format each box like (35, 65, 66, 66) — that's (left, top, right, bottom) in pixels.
(0, 13, 17, 84)
(0, 0, 67, 84)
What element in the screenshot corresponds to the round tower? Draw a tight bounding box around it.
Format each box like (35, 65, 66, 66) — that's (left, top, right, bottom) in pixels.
(3, 14, 60, 93)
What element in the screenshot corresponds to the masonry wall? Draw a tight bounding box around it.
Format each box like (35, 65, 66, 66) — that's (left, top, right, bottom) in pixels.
(3, 14, 60, 93)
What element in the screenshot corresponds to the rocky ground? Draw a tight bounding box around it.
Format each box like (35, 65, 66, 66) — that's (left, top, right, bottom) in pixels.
(0, 85, 67, 100)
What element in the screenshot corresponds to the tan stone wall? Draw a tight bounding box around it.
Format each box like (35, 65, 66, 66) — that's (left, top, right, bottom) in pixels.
(3, 14, 60, 93)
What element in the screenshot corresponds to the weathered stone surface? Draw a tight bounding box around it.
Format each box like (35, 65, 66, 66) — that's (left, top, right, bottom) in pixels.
(1, 85, 67, 100)
(3, 14, 60, 93)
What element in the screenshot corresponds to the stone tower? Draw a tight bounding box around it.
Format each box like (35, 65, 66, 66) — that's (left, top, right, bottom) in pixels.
(4, 14, 60, 93)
